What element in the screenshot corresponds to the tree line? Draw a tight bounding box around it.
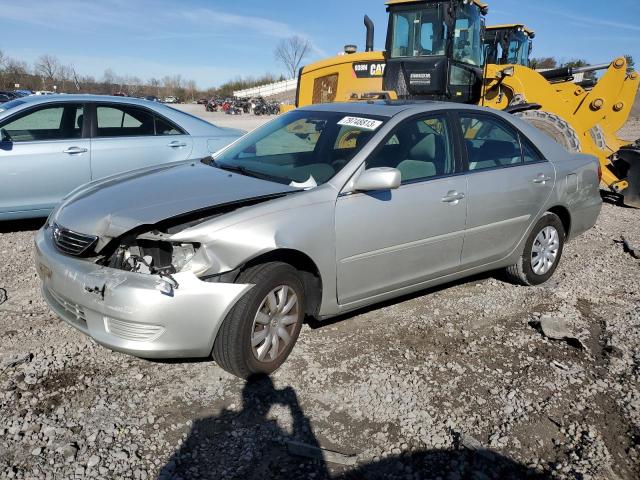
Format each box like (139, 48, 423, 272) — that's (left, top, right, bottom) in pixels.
(0, 49, 287, 100)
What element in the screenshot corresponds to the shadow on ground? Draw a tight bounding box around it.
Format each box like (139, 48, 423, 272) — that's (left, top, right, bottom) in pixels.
(158, 375, 550, 480)
(0, 217, 46, 234)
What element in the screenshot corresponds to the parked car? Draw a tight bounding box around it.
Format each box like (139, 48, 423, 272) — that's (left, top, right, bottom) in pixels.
(144, 95, 159, 102)
(197, 98, 208, 105)
(0, 90, 20, 101)
(163, 96, 178, 104)
(35, 102, 602, 378)
(34, 91, 55, 95)
(0, 95, 245, 220)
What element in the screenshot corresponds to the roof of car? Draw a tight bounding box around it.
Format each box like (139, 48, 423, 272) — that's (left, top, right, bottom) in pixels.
(298, 100, 498, 118)
(13, 94, 160, 106)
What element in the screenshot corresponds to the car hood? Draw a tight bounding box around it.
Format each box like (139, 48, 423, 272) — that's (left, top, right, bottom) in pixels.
(53, 161, 297, 240)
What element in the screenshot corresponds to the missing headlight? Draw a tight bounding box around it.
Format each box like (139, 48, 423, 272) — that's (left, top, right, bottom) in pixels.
(105, 238, 198, 276)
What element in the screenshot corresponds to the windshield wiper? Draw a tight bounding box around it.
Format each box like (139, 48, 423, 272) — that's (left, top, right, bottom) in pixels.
(202, 157, 288, 184)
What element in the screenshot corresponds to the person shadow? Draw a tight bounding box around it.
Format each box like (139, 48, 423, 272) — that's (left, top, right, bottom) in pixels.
(158, 375, 551, 480)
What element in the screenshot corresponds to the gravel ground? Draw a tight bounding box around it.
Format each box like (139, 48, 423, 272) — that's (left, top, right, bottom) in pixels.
(1, 118, 640, 480)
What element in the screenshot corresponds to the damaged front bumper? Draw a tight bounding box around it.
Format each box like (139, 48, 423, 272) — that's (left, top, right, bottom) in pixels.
(34, 227, 253, 359)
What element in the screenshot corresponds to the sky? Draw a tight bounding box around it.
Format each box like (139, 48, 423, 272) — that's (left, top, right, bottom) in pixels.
(0, 0, 638, 89)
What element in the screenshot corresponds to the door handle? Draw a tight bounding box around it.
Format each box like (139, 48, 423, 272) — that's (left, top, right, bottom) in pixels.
(167, 141, 187, 148)
(441, 191, 465, 204)
(533, 174, 552, 184)
(63, 147, 88, 154)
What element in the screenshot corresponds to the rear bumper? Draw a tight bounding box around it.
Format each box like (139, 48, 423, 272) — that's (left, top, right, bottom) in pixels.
(35, 227, 252, 359)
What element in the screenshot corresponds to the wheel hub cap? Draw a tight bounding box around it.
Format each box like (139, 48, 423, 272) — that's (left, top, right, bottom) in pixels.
(251, 285, 298, 363)
(531, 226, 560, 275)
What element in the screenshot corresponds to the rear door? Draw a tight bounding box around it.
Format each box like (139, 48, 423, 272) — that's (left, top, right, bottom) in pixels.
(0, 102, 90, 215)
(457, 111, 555, 266)
(89, 103, 193, 180)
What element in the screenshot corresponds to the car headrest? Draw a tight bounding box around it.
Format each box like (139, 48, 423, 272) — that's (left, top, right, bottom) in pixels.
(76, 114, 83, 129)
(409, 134, 436, 161)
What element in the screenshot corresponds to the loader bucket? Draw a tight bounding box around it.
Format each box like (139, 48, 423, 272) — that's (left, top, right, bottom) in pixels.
(617, 146, 640, 208)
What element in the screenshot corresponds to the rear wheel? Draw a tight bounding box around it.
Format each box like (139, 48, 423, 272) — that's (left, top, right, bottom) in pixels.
(504, 212, 565, 286)
(212, 262, 305, 379)
(514, 110, 581, 153)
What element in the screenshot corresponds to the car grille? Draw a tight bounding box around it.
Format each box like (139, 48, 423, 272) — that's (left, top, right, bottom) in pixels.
(52, 223, 98, 256)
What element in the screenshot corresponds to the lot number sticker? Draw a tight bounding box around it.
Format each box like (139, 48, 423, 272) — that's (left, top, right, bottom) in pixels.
(338, 116, 383, 131)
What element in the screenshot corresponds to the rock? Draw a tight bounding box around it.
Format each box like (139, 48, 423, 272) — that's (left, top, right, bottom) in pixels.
(87, 454, 100, 468)
(61, 444, 78, 461)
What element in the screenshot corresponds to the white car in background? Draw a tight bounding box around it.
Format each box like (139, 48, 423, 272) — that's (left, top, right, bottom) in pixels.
(163, 96, 178, 104)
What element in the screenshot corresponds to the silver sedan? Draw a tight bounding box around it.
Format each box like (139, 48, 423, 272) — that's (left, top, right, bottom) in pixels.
(35, 101, 602, 379)
(0, 95, 244, 220)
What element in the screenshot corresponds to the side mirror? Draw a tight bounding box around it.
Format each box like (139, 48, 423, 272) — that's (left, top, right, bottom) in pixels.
(0, 128, 10, 142)
(355, 167, 401, 192)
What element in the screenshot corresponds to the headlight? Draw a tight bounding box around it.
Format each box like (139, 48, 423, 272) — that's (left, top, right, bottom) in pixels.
(171, 243, 196, 272)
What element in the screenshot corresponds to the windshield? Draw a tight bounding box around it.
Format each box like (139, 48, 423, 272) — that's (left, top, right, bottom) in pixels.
(0, 99, 26, 112)
(452, 3, 483, 65)
(213, 110, 386, 187)
(506, 31, 531, 66)
(390, 5, 447, 58)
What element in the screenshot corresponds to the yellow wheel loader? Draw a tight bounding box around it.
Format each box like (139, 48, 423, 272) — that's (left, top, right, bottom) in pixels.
(292, 0, 640, 206)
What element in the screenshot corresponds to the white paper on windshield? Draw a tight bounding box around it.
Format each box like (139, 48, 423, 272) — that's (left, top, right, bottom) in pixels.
(337, 116, 383, 131)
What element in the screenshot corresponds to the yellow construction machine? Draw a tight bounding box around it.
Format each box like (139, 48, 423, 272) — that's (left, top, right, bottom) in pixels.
(291, 0, 640, 206)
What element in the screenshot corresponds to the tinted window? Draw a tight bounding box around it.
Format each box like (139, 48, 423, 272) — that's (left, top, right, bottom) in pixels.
(521, 136, 543, 163)
(96, 105, 154, 137)
(367, 115, 454, 183)
(460, 114, 522, 171)
(154, 116, 183, 135)
(0, 104, 84, 142)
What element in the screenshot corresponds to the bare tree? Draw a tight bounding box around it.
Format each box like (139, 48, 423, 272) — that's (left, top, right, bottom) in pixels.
(185, 79, 197, 101)
(34, 54, 60, 90)
(69, 64, 82, 92)
(274, 36, 311, 79)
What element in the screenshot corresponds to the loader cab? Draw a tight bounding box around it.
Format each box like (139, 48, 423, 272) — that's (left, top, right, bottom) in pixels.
(383, 0, 488, 103)
(483, 24, 534, 67)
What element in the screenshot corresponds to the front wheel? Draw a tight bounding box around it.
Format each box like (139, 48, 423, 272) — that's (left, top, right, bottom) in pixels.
(212, 262, 305, 378)
(504, 212, 565, 286)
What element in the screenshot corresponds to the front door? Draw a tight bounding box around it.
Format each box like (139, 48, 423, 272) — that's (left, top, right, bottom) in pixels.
(335, 113, 467, 305)
(0, 103, 90, 216)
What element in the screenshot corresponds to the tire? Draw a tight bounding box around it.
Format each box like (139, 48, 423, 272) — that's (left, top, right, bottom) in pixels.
(212, 262, 305, 378)
(589, 124, 607, 151)
(504, 212, 565, 286)
(514, 110, 581, 153)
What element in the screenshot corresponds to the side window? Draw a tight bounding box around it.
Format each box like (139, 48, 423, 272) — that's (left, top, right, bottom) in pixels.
(96, 105, 154, 137)
(0, 104, 84, 142)
(367, 115, 454, 183)
(155, 116, 183, 136)
(460, 114, 522, 171)
(521, 135, 543, 163)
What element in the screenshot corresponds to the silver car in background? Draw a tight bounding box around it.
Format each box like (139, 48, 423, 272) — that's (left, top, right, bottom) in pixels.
(0, 95, 244, 220)
(35, 101, 602, 379)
